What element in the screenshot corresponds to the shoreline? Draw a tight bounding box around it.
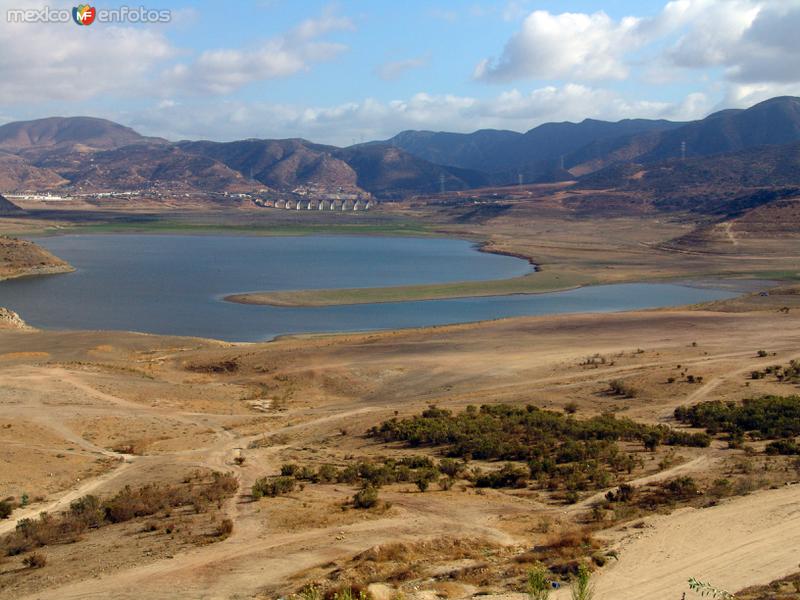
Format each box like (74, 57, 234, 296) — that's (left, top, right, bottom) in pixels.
(0, 263, 75, 283)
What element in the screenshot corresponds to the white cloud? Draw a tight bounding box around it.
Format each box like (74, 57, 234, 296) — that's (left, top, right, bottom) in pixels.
(126, 85, 712, 146)
(374, 55, 430, 81)
(162, 11, 354, 95)
(475, 0, 800, 94)
(0, 0, 174, 103)
(474, 10, 646, 82)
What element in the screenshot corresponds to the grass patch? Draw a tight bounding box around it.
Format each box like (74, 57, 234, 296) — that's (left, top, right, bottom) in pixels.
(225, 270, 593, 307)
(61, 220, 436, 238)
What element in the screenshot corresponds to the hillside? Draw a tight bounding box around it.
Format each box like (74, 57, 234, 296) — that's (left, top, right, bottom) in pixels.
(0, 235, 73, 280)
(0, 193, 22, 214)
(178, 139, 359, 191)
(60, 144, 257, 193)
(1, 97, 800, 201)
(643, 96, 800, 162)
(333, 143, 488, 197)
(0, 116, 164, 152)
(384, 118, 682, 173)
(0, 153, 67, 192)
(180, 139, 487, 198)
(568, 96, 800, 174)
(578, 140, 800, 215)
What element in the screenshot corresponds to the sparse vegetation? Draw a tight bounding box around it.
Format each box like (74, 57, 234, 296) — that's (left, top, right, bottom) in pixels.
(608, 379, 638, 397)
(252, 475, 295, 499)
(369, 405, 709, 495)
(675, 395, 800, 439)
(22, 551, 47, 569)
(688, 577, 736, 599)
(570, 564, 595, 600)
(353, 486, 379, 509)
(0, 499, 12, 519)
(527, 566, 552, 600)
(1, 471, 237, 556)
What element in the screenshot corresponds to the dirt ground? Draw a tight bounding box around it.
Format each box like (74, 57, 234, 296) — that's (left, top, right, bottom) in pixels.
(0, 297, 798, 599)
(0, 198, 799, 599)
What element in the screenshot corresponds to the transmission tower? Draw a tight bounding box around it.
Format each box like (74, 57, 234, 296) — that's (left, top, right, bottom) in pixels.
(439, 173, 446, 194)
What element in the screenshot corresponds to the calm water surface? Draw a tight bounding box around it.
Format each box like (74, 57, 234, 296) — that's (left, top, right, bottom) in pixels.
(0, 234, 738, 341)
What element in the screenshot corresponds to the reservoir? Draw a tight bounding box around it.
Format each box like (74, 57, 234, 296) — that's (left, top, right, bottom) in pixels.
(0, 234, 738, 341)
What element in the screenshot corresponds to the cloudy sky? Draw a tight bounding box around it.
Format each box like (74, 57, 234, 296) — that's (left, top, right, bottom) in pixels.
(2, 0, 800, 144)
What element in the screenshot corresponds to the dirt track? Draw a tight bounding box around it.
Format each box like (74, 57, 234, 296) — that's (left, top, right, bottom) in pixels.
(1, 306, 800, 599)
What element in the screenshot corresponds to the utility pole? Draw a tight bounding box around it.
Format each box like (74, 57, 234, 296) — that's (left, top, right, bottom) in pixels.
(681, 140, 686, 161)
(517, 172, 523, 187)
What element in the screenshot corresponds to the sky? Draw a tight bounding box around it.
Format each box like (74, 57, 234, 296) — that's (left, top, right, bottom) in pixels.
(1, 0, 800, 145)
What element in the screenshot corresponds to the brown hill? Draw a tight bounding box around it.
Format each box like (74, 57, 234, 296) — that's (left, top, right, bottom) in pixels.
(568, 97, 800, 175)
(180, 139, 487, 198)
(333, 144, 488, 198)
(60, 144, 256, 193)
(0, 116, 164, 152)
(0, 152, 67, 192)
(578, 141, 800, 216)
(177, 139, 358, 190)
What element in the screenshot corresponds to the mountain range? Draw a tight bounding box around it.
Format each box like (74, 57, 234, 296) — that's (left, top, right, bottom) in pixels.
(0, 96, 799, 203)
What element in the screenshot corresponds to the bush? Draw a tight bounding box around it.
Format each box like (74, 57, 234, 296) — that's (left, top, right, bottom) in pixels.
(353, 486, 379, 509)
(476, 463, 529, 489)
(369, 404, 708, 492)
(608, 379, 637, 398)
(252, 476, 295, 499)
(22, 552, 46, 569)
(675, 395, 800, 439)
(766, 439, 800, 455)
(527, 566, 552, 600)
(317, 464, 338, 483)
(216, 518, 234, 537)
(1, 472, 238, 557)
(571, 564, 595, 600)
(0, 500, 12, 520)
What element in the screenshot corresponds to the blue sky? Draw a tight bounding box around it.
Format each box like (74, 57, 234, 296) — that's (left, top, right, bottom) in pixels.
(1, 0, 799, 144)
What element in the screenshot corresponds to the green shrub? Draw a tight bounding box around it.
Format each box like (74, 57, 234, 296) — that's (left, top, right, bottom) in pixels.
(527, 566, 551, 600)
(766, 439, 800, 455)
(571, 564, 594, 600)
(252, 476, 295, 499)
(369, 404, 708, 492)
(353, 486, 379, 509)
(675, 395, 800, 439)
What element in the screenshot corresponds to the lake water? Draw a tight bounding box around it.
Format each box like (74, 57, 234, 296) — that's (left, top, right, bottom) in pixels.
(0, 234, 738, 342)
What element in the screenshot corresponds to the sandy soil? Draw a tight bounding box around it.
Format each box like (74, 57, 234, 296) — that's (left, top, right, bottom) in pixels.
(0, 300, 797, 599)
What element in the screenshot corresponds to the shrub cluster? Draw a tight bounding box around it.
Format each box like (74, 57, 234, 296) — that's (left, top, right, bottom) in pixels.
(1, 471, 237, 556)
(600, 476, 701, 513)
(0, 499, 12, 520)
(372, 405, 710, 458)
(674, 395, 800, 439)
(274, 456, 456, 491)
(252, 475, 296, 498)
(750, 360, 800, 383)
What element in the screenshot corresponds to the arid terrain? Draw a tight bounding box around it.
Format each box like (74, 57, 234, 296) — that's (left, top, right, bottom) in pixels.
(1, 235, 799, 599)
(1, 160, 800, 600)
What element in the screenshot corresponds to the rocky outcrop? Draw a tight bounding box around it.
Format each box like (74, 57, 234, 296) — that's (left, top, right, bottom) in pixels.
(0, 307, 29, 329)
(0, 236, 74, 281)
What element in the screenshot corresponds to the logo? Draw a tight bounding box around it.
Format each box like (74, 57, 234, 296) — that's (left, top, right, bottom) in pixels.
(72, 4, 96, 25)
